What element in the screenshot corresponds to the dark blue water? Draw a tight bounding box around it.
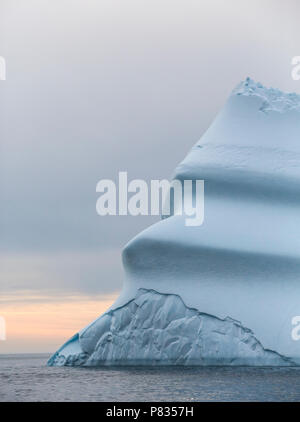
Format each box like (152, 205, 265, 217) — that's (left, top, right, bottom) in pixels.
(1, 354, 300, 401)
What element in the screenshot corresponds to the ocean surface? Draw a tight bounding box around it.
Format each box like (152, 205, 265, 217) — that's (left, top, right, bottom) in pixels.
(1, 354, 300, 401)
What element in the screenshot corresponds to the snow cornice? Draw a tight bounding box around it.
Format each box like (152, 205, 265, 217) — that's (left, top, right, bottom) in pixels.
(233, 77, 300, 113)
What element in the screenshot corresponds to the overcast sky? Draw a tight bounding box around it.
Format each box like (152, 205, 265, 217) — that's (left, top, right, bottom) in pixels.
(1, 0, 300, 303)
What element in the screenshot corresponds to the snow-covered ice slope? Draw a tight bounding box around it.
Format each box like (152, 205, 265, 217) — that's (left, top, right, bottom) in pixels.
(48, 78, 300, 366)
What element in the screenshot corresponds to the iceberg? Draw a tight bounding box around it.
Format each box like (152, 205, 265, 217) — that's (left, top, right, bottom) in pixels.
(48, 78, 300, 366)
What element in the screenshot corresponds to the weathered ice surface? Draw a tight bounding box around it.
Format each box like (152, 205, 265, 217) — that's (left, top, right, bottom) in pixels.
(49, 79, 300, 366)
(48, 289, 293, 366)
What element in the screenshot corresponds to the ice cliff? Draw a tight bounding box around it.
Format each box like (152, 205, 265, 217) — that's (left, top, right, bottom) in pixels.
(48, 289, 293, 366)
(48, 78, 300, 366)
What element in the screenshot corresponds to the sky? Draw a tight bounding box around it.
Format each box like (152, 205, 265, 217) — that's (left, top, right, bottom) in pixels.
(1, 0, 300, 353)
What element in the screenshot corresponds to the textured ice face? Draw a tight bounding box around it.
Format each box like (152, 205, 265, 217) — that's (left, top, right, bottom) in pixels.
(233, 77, 300, 114)
(49, 79, 300, 366)
(48, 289, 293, 367)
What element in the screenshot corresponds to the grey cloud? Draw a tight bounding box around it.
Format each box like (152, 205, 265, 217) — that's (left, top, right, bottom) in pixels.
(1, 0, 300, 294)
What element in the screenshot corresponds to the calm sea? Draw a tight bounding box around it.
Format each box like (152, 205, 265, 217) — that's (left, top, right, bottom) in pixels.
(1, 354, 300, 401)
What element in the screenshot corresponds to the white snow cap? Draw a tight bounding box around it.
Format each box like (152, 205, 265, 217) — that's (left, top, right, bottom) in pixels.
(233, 77, 300, 113)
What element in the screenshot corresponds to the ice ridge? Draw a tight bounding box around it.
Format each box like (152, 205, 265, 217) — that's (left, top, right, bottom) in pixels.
(48, 289, 294, 367)
(233, 77, 300, 113)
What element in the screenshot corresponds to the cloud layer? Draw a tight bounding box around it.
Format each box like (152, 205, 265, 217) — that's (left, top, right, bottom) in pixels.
(1, 0, 300, 304)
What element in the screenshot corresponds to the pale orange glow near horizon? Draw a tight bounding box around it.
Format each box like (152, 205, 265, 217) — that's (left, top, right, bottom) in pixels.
(0, 294, 118, 354)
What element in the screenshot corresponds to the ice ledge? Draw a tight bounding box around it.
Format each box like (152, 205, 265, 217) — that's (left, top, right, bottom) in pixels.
(48, 289, 295, 367)
(233, 77, 300, 113)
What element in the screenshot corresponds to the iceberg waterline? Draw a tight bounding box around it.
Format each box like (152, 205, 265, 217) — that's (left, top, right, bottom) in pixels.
(48, 79, 300, 366)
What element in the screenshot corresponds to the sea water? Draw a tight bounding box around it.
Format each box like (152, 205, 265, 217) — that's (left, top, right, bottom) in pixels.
(1, 354, 300, 402)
